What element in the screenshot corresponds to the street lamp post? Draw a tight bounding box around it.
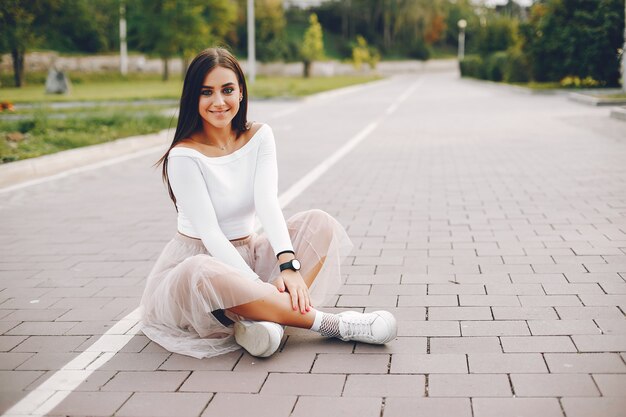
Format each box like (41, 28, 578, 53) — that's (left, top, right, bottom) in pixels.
(119, 1, 128, 76)
(458, 19, 467, 61)
(622, 0, 625, 91)
(247, 0, 256, 84)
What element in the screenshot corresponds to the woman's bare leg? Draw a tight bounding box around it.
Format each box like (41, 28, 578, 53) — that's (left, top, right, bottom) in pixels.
(228, 291, 315, 328)
(302, 256, 326, 288)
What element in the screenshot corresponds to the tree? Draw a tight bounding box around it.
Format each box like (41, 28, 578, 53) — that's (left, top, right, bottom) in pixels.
(519, 0, 624, 85)
(301, 13, 324, 77)
(130, 0, 236, 81)
(0, 0, 57, 87)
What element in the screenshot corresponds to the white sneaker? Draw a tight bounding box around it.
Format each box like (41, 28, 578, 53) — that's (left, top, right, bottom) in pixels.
(234, 320, 283, 357)
(337, 310, 397, 344)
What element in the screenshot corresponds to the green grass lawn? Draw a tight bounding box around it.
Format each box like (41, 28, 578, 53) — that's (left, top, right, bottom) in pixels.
(0, 107, 174, 163)
(1, 74, 382, 103)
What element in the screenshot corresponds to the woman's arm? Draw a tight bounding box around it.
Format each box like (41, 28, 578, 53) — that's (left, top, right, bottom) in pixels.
(253, 126, 294, 257)
(168, 155, 259, 280)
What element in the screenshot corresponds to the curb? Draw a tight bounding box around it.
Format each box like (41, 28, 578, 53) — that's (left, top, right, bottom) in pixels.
(0, 129, 172, 189)
(610, 106, 626, 122)
(568, 92, 626, 106)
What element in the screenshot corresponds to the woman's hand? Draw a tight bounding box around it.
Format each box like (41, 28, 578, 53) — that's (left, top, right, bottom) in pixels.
(272, 270, 311, 314)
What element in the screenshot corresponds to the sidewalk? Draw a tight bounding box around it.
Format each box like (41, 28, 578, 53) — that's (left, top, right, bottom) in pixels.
(1, 71, 625, 417)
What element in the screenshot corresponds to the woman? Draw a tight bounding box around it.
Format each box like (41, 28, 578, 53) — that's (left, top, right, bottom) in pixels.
(140, 47, 397, 359)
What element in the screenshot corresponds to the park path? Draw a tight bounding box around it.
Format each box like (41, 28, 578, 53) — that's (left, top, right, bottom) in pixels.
(1, 70, 626, 417)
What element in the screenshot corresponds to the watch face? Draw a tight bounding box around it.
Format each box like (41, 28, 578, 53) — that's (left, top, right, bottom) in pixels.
(292, 259, 301, 270)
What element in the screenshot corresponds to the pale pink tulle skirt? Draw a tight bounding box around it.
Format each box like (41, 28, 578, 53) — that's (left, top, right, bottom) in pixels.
(140, 209, 353, 359)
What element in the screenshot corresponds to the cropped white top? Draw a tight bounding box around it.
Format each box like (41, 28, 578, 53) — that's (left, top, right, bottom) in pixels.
(167, 123, 294, 280)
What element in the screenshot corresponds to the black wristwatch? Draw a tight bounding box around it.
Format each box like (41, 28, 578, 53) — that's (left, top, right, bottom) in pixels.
(279, 259, 301, 272)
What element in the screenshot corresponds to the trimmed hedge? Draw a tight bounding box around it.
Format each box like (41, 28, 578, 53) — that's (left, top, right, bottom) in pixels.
(460, 50, 531, 83)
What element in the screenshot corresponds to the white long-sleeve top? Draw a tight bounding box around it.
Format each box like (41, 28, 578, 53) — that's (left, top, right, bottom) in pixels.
(167, 123, 294, 280)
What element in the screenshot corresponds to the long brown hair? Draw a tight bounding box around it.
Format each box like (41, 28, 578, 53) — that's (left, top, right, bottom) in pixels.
(156, 47, 250, 207)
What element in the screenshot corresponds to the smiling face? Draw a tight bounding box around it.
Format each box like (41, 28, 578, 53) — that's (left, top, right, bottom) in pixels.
(198, 66, 242, 129)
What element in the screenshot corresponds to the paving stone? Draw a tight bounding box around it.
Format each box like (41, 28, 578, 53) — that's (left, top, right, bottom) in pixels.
(510, 273, 567, 284)
(500, 336, 577, 352)
(428, 284, 485, 295)
(46, 391, 132, 417)
(599, 283, 626, 294)
(398, 295, 458, 307)
(492, 307, 558, 320)
(98, 352, 170, 371)
(12, 335, 90, 353)
(472, 398, 563, 417)
(561, 397, 626, 417)
(485, 283, 544, 295)
(571, 335, 626, 352)
(202, 393, 296, 417)
(233, 350, 316, 373)
(6, 321, 77, 336)
(0, 370, 44, 391)
(291, 396, 381, 417)
(260, 373, 345, 396)
(370, 284, 425, 295)
(116, 392, 211, 417)
(545, 353, 626, 373)
(0, 336, 27, 352)
(180, 371, 266, 393)
(511, 374, 600, 397)
(592, 374, 626, 396)
(15, 352, 92, 371)
(468, 353, 548, 373)
(383, 398, 472, 417)
(0, 309, 68, 322)
(542, 283, 604, 295)
(555, 306, 625, 319)
(429, 336, 502, 354)
(159, 351, 240, 371)
(459, 295, 520, 306)
(102, 370, 189, 392)
(565, 273, 625, 284)
(428, 374, 511, 397)
(354, 336, 426, 354)
(519, 295, 582, 306)
(346, 274, 400, 285)
(364, 306, 425, 321)
(337, 295, 397, 307)
(460, 321, 530, 336)
(594, 319, 626, 335)
(528, 320, 601, 335)
(312, 353, 390, 374)
(399, 320, 460, 337)
(579, 294, 626, 306)
(428, 307, 492, 321)
(390, 354, 467, 374)
(0, 352, 33, 370)
(343, 374, 424, 396)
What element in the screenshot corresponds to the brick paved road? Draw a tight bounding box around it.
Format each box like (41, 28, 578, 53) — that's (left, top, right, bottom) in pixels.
(1, 71, 626, 417)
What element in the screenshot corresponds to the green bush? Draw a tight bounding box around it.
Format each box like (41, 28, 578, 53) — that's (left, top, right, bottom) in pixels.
(504, 48, 531, 83)
(519, 0, 624, 86)
(459, 55, 484, 78)
(485, 51, 508, 81)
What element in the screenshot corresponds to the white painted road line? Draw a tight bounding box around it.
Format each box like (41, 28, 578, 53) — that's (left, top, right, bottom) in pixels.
(1, 77, 422, 417)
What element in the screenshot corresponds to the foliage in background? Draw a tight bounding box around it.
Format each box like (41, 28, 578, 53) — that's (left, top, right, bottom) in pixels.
(519, 0, 624, 86)
(0, 0, 59, 87)
(129, 0, 236, 81)
(351, 36, 381, 70)
(300, 14, 325, 78)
